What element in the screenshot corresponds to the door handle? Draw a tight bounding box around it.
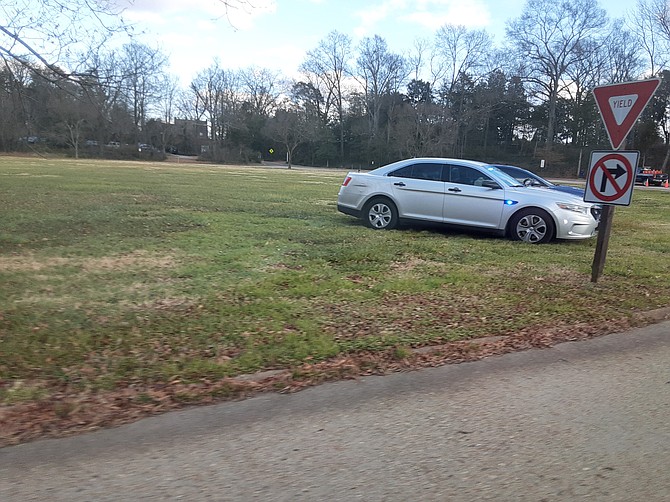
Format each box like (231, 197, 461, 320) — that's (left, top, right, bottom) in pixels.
(393, 182, 406, 187)
(448, 187, 462, 192)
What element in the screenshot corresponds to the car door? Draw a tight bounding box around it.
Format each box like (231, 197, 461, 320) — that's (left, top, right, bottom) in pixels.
(388, 162, 446, 222)
(443, 164, 505, 229)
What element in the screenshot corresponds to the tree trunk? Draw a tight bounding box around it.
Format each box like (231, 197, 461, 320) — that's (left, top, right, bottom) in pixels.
(286, 144, 294, 169)
(546, 81, 558, 148)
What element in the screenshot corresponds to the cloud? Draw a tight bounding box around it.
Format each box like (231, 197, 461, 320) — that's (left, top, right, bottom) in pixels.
(403, 2, 491, 31)
(119, 0, 223, 17)
(120, 0, 276, 30)
(352, 0, 492, 39)
(352, 0, 407, 38)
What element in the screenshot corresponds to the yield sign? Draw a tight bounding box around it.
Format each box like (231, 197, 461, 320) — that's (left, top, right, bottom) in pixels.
(593, 78, 660, 150)
(584, 151, 638, 206)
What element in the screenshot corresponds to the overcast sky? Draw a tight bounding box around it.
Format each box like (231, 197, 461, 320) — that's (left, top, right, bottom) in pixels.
(119, 0, 633, 85)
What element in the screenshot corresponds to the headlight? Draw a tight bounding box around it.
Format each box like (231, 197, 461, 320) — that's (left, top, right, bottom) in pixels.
(555, 202, 589, 215)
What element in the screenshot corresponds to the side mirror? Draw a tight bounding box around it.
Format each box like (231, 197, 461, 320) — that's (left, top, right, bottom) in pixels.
(523, 178, 541, 187)
(482, 180, 501, 189)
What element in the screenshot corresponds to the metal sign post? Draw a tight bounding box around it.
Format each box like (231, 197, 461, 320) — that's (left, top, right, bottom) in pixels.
(588, 79, 659, 283)
(585, 150, 638, 282)
(591, 205, 613, 282)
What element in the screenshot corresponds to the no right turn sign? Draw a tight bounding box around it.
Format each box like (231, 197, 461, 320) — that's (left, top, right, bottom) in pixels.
(584, 150, 638, 206)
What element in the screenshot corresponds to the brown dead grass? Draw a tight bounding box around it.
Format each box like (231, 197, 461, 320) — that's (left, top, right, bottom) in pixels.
(0, 250, 177, 273)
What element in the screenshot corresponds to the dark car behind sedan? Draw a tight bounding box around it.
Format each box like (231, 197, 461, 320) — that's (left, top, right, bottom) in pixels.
(493, 164, 601, 222)
(492, 164, 585, 197)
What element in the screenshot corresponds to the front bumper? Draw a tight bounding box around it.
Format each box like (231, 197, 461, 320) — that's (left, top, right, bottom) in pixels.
(555, 208, 599, 240)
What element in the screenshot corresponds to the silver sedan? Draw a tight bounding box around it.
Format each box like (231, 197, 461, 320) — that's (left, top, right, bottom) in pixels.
(337, 158, 600, 244)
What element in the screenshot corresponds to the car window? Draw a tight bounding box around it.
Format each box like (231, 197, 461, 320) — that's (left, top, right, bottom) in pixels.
(388, 165, 413, 178)
(447, 165, 492, 186)
(412, 163, 444, 181)
(388, 163, 444, 181)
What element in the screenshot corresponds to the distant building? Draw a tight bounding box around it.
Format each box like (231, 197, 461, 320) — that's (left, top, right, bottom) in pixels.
(171, 119, 209, 155)
(173, 119, 208, 139)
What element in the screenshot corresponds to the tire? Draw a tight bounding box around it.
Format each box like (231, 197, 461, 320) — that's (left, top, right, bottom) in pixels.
(509, 208, 555, 244)
(363, 197, 398, 230)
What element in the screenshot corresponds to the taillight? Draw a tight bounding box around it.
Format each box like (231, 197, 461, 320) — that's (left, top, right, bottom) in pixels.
(342, 176, 352, 187)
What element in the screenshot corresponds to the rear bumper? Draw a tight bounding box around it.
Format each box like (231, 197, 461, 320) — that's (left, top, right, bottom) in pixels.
(337, 204, 361, 218)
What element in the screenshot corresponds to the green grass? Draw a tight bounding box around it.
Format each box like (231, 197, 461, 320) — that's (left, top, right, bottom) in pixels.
(1, 156, 669, 404)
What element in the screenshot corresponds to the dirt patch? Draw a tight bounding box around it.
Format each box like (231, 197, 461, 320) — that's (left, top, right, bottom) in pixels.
(80, 251, 176, 272)
(389, 257, 440, 273)
(0, 256, 70, 272)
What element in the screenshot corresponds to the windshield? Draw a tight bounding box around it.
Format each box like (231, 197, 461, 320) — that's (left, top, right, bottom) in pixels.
(484, 166, 525, 187)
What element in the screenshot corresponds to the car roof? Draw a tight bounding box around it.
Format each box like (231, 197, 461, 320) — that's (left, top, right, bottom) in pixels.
(493, 164, 532, 173)
(371, 157, 491, 174)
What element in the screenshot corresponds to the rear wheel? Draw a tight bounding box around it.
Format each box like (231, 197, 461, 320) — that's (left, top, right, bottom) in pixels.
(509, 208, 555, 244)
(363, 197, 398, 230)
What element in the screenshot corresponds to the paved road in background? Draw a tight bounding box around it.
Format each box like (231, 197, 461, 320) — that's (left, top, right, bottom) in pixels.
(2, 321, 669, 501)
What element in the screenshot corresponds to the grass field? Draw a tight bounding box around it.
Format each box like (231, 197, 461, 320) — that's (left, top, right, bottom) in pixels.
(1, 156, 669, 442)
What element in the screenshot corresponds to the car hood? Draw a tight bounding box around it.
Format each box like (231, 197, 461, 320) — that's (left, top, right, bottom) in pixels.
(547, 185, 585, 197)
(504, 185, 590, 204)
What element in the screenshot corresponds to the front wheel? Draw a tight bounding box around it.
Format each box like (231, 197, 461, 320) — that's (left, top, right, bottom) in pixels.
(363, 197, 398, 230)
(509, 208, 555, 244)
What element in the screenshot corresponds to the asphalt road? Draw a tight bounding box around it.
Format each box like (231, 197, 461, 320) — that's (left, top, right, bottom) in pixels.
(2, 321, 669, 501)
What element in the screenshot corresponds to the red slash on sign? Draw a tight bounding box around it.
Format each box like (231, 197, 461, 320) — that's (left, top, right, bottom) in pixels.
(598, 158, 626, 193)
(584, 151, 638, 206)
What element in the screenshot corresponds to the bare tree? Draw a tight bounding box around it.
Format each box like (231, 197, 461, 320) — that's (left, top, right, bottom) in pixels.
(428, 24, 492, 156)
(562, 38, 610, 145)
(300, 31, 352, 163)
(263, 104, 320, 169)
(0, 0, 254, 83)
(630, 0, 670, 74)
(157, 74, 179, 124)
(147, 74, 181, 152)
(650, 0, 670, 40)
(355, 35, 408, 139)
(0, 59, 34, 149)
(406, 37, 431, 83)
(118, 42, 168, 142)
(191, 63, 227, 141)
(604, 19, 644, 83)
(631, 1, 670, 170)
(432, 25, 491, 94)
(0, 0, 127, 81)
(240, 66, 281, 117)
(506, 0, 607, 146)
(33, 71, 100, 157)
(71, 49, 140, 146)
(189, 61, 246, 160)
